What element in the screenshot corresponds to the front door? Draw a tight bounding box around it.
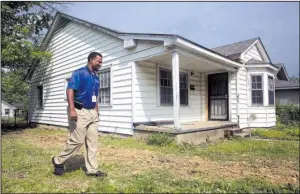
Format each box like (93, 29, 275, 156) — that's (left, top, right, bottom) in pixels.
(208, 72, 229, 120)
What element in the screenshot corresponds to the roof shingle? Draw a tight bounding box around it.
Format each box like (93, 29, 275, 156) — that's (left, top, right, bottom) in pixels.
(275, 79, 299, 89)
(211, 38, 258, 57)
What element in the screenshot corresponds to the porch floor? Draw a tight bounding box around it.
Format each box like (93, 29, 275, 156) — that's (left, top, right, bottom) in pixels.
(135, 120, 238, 134)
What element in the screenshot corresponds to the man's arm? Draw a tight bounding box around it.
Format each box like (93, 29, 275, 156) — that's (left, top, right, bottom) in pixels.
(67, 89, 77, 120)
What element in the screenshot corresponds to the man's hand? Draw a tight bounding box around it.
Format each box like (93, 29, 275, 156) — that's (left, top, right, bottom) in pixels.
(70, 109, 78, 120)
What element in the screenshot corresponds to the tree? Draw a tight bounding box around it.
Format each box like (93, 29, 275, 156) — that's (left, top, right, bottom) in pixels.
(289, 74, 300, 82)
(1, 2, 69, 105)
(1, 2, 69, 73)
(2, 70, 29, 108)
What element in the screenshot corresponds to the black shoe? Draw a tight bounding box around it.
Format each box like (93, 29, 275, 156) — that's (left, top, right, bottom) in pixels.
(52, 157, 64, 176)
(86, 171, 107, 177)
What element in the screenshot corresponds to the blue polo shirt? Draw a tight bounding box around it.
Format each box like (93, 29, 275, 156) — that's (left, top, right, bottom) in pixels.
(67, 66, 100, 109)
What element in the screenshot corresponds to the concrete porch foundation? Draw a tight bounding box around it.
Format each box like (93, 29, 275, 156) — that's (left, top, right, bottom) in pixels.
(134, 121, 239, 145)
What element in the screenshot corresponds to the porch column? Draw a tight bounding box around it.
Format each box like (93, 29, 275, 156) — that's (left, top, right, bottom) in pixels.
(172, 51, 181, 130)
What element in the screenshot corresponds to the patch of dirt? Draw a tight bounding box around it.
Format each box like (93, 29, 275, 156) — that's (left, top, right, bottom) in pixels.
(98, 147, 299, 185)
(8, 132, 70, 148)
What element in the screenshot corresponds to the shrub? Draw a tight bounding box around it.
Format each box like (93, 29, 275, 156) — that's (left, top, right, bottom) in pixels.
(146, 133, 174, 146)
(276, 104, 300, 125)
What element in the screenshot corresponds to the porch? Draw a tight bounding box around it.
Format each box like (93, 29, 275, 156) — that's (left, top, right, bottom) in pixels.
(133, 47, 240, 131)
(133, 120, 239, 145)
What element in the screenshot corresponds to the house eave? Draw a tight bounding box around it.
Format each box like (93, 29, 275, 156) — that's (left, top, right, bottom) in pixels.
(275, 86, 300, 90)
(245, 64, 278, 72)
(174, 38, 242, 68)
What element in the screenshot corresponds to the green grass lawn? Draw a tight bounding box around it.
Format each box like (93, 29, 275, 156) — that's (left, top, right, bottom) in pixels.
(251, 125, 300, 141)
(2, 128, 299, 193)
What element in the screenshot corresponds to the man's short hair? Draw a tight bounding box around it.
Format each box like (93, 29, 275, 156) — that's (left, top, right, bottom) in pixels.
(88, 52, 102, 62)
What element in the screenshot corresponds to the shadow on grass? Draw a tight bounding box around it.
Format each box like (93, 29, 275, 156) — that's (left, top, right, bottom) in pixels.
(63, 155, 87, 173)
(1, 123, 37, 135)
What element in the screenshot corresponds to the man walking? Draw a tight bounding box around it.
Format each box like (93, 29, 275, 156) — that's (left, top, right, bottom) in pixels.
(52, 52, 107, 177)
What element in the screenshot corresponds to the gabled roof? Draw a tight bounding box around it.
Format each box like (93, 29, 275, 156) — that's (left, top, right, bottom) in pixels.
(275, 79, 299, 90)
(211, 37, 272, 63)
(26, 12, 242, 81)
(274, 63, 289, 81)
(1, 100, 17, 109)
(211, 38, 258, 57)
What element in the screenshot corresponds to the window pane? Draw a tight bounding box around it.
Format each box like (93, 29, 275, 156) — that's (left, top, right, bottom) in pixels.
(180, 89, 188, 105)
(160, 70, 167, 78)
(257, 83, 262, 89)
(98, 69, 111, 104)
(268, 76, 274, 90)
(252, 90, 263, 104)
(256, 76, 261, 82)
(269, 91, 274, 105)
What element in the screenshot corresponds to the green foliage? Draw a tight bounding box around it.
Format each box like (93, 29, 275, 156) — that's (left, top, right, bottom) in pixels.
(1, 2, 69, 106)
(251, 128, 299, 141)
(2, 70, 29, 107)
(289, 74, 300, 82)
(276, 104, 300, 125)
(145, 133, 174, 146)
(1, 2, 68, 72)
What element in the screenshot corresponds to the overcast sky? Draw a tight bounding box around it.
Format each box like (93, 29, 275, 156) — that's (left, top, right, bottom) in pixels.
(66, 2, 299, 77)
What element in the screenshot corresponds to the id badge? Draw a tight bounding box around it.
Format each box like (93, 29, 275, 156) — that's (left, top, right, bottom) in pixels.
(92, 95, 97, 102)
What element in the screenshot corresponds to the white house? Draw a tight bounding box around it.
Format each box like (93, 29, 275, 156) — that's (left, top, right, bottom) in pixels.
(26, 12, 280, 136)
(1, 101, 16, 118)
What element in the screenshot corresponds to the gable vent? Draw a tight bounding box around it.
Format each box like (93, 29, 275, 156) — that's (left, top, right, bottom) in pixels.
(53, 18, 71, 35)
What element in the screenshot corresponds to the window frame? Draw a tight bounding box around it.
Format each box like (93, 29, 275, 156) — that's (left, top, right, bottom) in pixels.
(250, 74, 264, 106)
(268, 75, 275, 106)
(5, 109, 10, 115)
(98, 65, 112, 106)
(36, 84, 44, 109)
(157, 65, 190, 107)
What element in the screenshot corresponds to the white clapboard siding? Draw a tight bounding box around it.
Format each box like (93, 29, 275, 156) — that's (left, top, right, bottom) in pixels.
(28, 21, 169, 135)
(237, 67, 249, 128)
(199, 73, 207, 121)
(229, 71, 238, 123)
(242, 44, 263, 62)
(133, 62, 201, 123)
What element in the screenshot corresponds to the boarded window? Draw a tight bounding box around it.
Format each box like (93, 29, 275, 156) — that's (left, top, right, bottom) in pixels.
(37, 85, 43, 109)
(99, 69, 110, 105)
(160, 68, 188, 105)
(268, 76, 275, 105)
(251, 75, 263, 105)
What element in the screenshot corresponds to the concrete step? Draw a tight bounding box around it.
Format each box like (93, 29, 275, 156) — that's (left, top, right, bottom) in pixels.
(224, 128, 243, 136)
(234, 132, 251, 138)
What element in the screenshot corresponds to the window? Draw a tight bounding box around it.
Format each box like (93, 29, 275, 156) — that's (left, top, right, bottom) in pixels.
(37, 85, 43, 109)
(5, 109, 9, 115)
(160, 69, 173, 105)
(251, 75, 263, 105)
(268, 76, 275, 105)
(180, 73, 188, 105)
(159, 68, 189, 106)
(98, 69, 111, 105)
(64, 78, 70, 100)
